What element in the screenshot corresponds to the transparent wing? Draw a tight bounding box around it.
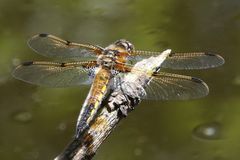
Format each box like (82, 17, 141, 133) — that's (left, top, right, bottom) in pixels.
(162, 52, 225, 69)
(28, 34, 103, 60)
(12, 61, 97, 87)
(131, 51, 225, 69)
(144, 72, 209, 100)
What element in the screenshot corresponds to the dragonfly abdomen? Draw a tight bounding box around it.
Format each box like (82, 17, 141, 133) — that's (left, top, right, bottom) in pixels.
(76, 67, 111, 137)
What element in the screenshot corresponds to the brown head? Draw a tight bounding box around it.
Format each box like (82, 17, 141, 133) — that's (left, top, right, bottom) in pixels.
(105, 39, 134, 55)
(98, 39, 134, 68)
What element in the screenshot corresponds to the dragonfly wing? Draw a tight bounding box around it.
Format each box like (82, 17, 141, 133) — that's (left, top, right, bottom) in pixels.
(28, 34, 103, 60)
(12, 61, 97, 87)
(143, 72, 209, 100)
(131, 50, 224, 69)
(161, 52, 225, 69)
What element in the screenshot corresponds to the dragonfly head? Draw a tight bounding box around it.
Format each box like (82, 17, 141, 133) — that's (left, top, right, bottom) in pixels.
(100, 39, 134, 68)
(105, 39, 134, 55)
(114, 39, 134, 54)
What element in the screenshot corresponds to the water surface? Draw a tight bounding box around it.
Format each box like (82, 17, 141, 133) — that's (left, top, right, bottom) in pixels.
(0, 0, 239, 159)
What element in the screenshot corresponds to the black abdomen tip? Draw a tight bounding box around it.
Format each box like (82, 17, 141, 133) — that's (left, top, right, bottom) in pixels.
(39, 33, 48, 37)
(22, 61, 33, 66)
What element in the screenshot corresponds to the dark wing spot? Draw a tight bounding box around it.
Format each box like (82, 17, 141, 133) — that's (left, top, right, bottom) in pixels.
(22, 61, 33, 66)
(191, 77, 203, 83)
(204, 52, 216, 56)
(60, 63, 66, 67)
(38, 33, 49, 37)
(66, 40, 71, 45)
(168, 52, 175, 57)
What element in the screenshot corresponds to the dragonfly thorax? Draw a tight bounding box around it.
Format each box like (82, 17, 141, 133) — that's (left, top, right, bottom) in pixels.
(97, 52, 116, 68)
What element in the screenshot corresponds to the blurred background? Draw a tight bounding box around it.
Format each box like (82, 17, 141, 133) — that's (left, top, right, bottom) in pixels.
(0, 0, 239, 159)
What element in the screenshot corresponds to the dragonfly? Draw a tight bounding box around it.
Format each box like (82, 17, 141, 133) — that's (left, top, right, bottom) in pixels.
(12, 33, 225, 137)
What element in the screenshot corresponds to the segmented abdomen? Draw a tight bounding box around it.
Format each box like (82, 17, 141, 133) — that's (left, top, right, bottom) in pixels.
(76, 67, 111, 137)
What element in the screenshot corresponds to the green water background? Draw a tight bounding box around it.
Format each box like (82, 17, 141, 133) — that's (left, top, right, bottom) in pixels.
(0, 0, 239, 159)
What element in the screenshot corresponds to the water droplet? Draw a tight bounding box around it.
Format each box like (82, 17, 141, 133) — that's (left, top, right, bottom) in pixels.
(57, 122, 67, 131)
(137, 136, 148, 144)
(192, 122, 222, 140)
(31, 92, 42, 103)
(13, 146, 22, 153)
(12, 58, 21, 66)
(233, 75, 240, 85)
(134, 148, 142, 156)
(26, 150, 39, 160)
(12, 111, 33, 123)
(0, 75, 8, 85)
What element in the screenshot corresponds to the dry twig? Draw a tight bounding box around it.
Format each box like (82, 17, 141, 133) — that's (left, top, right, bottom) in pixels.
(55, 49, 172, 160)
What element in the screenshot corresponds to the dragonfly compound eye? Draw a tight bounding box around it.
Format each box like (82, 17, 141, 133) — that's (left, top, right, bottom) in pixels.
(114, 39, 134, 53)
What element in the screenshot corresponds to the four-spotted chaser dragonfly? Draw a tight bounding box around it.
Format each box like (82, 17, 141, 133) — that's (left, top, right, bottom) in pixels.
(12, 34, 225, 137)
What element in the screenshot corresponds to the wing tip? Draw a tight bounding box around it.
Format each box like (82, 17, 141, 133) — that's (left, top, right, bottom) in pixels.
(191, 77, 203, 83)
(205, 52, 225, 66)
(11, 61, 34, 81)
(29, 33, 49, 41)
(27, 33, 51, 54)
(191, 77, 209, 96)
(28, 33, 49, 43)
(216, 54, 225, 66)
(11, 65, 23, 80)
